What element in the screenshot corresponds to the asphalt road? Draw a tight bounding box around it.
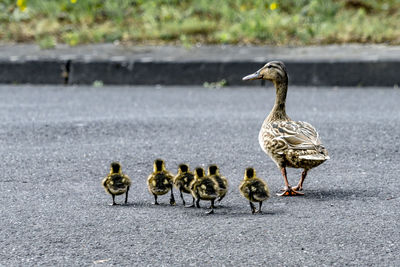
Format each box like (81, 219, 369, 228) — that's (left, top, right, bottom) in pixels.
(0, 85, 399, 266)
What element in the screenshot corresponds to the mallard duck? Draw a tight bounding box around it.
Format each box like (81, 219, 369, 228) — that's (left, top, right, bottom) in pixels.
(173, 163, 195, 206)
(190, 167, 219, 214)
(207, 164, 228, 203)
(243, 61, 329, 196)
(147, 159, 176, 205)
(239, 167, 270, 214)
(102, 162, 131, 205)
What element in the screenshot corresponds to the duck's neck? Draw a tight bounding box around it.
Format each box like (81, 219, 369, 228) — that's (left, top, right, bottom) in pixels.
(266, 80, 290, 122)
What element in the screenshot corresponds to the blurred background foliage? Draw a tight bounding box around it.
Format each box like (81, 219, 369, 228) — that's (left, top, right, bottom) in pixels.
(1, 0, 399, 48)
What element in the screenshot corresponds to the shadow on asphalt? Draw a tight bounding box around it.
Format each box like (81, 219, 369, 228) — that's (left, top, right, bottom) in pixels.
(303, 189, 377, 201)
(98, 201, 286, 217)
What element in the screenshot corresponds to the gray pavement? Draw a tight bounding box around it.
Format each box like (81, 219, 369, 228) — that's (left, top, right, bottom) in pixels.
(0, 85, 399, 266)
(1, 44, 400, 86)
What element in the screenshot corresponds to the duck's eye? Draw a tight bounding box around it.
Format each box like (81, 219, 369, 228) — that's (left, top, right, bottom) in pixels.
(267, 65, 272, 69)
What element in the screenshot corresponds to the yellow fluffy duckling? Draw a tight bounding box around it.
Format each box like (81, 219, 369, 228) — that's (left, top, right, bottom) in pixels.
(207, 164, 228, 203)
(239, 167, 270, 214)
(102, 162, 132, 205)
(147, 159, 176, 205)
(190, 167, 219, 214)
(174, 163, 195, 206)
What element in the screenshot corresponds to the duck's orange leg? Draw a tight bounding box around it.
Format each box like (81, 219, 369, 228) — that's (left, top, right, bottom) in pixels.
(277, 167, 304, 196)
(292, 170, 308, 191)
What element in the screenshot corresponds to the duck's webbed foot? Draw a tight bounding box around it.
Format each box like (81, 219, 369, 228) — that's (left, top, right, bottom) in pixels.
(291, 185, 303, 191)
(277, 186, 304, 196)
(291, 170, 307, 192)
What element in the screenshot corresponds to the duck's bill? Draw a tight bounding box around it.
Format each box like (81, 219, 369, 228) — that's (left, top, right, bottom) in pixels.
(242, 72, 261, 81)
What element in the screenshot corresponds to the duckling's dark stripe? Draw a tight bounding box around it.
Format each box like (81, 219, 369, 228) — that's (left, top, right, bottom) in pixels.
(179, 164, 188, 172)
(155, 159, 164, 171)
(195, 168, 204, 177)
(208, 165, 218, 175)
(246, 168, 254, 178)
(111, 162, 120, 173)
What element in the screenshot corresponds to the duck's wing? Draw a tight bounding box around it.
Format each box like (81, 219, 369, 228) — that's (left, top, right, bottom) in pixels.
(265, 121, 329, 159)
(122, 174, 131, 186)
(101, 176, 110, 188)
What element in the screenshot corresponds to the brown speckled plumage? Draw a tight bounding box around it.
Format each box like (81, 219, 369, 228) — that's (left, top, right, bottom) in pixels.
(243, 61, 329, 196)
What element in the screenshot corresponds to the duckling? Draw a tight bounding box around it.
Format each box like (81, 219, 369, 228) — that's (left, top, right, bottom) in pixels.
(239, 167, 270, 214)
(190, 167, 219, 214)
(147, 159, 176, 205)
(207, 164, 228, 203)
(173, 163, 195, 206)
(102, 162, 131, 205)
(243, 61, 329, 196)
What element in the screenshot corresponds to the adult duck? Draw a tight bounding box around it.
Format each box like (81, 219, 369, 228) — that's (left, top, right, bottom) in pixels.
(243, 61, 329, 196)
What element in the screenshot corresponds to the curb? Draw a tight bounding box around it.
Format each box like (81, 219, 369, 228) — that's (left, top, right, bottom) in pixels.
(68, 60, 400, 87)
(1, 44, 399, 86)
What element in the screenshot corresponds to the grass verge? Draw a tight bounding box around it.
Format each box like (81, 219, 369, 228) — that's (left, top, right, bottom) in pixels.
(1, 0, 399, 47)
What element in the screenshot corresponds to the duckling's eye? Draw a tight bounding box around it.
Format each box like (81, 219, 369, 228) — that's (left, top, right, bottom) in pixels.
(267, 65, 272, 69)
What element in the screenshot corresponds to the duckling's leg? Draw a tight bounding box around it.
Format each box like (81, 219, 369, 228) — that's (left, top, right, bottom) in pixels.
(208, 199, 216, 209)
(206, 199, 215, 214)
(153, 194, 159, 205)
(124, 186, 129, 204)
(255, 201, 263, 214)
(277, 167, 304, 196)
(249, 201, 256, 214)
(248, 189, 256, 213)
(169, 186, 176, 206)
(196, 198, 201, 208)
(179, 189, 186, 206)
(292, 170, 307, 191)
(111, 194, 118, 205)
(107, 189, 118, 205)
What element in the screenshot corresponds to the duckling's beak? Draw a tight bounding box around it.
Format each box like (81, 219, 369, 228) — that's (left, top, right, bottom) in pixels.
(242, 71, 262, 81)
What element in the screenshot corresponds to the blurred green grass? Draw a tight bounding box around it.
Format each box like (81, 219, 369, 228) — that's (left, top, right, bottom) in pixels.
(1, 0, 399, 48)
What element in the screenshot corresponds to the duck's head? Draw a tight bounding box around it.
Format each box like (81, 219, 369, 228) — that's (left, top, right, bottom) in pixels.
(178, 163, 190, 174)
(208, 164, 220, 176)
(110, 162, 122, 174)
(154, 158, 166, 172)
(244, 167, 256, 180)
(194, 167, 205, 179)
(242, 61, 288, 83)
